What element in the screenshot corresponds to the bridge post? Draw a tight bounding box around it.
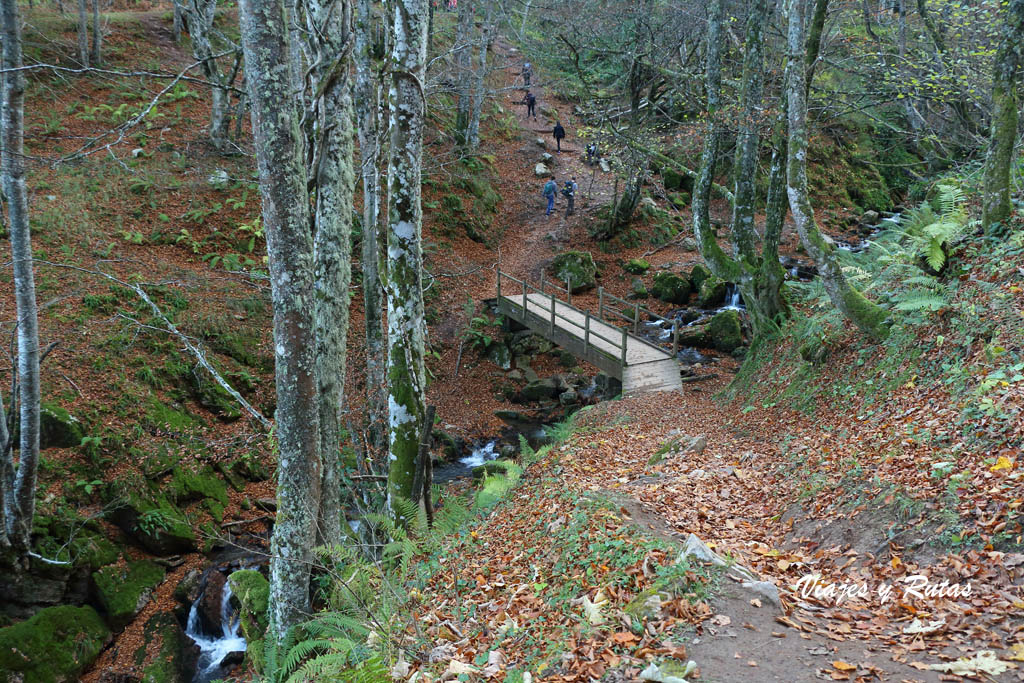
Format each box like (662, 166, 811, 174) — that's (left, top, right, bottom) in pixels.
(621, 327, 628, 366)
(549, 297, 555, 335)
(672, 323, 679, 356)
(539, 271, 545, 294)
(567, 275, 572, 306)
(633, 302, 640, 334)
(496, 270, 501, 300)
(598, 287, 604, 319)
(522, 278, 527, 312)
(584, 311, 591, 352)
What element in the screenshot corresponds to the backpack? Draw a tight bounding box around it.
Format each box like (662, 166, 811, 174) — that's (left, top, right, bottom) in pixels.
(527, 94, 536, 105)
(561, 182, 573, 197)
(543, 181, 555, 197)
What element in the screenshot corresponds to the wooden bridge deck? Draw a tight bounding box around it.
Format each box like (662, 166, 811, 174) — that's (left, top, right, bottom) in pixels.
(496, 274, 682, 394)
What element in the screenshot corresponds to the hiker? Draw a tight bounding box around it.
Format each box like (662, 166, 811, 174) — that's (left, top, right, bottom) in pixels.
(553, 121, 566, 153)
(586, 142, 598, 165)
(522, 62, 532, 87)
(543, 177, 557, 216)
(561, 177, 578, 216)
(521, 90, 537, 120)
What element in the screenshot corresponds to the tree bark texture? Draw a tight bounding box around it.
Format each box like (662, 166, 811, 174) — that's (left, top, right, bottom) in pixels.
(784, 0, 889, 340)
(982, 0, 1024, 228)
(91, 0, 101, 65)
(467, 0, 493, 150)
(385, 0, 429, 523)
(185, 0, 234, 149)
(305, 0, 356, 549)
(1, 0, 42, 551)
(730, 0, 766, 263)
(77, 0, 89, 66)
(453, 0, 473, 146)
(238, 0, 321, 640)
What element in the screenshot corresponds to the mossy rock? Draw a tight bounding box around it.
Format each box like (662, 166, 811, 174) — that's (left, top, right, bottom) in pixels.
(688, 263, 713, 290)
(624, 587, 671, 620)
(630, 278, 649, 299)
(31, 516, 118, 571)
(676, 325, 710, 348)
(145, 397, 200, 432)
(108, 490, 196, 555)
(708, 310, 742, 353)
(93, 561, 166, 629)
(650, 272, 691, 304)
(668, 191, 691, 209)
(472, 460, 513, 479)
(550, 250, 598, 293)
(486, 342, 512, 370)
(624, 258, 650, 275)
(432, 429, 460, 460)
(229, 570, 269, 673)
(697, 276, 727, 308)
(189, 376, 243, 422)
(0, 605, 110, 682)
(39, 403, 84, 450)
(169, 466, 229, 508)
(215, 461, 247, 492)
(227, 454, 270, 483)
(133, 612, 199, 683)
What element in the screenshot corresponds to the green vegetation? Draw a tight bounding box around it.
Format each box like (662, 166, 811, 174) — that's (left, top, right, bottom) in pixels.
(0, 606, 110, 682)
(93, 561, 166, 629)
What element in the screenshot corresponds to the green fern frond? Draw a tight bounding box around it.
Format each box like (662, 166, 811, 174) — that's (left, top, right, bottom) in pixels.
(894, 293, 947, 311)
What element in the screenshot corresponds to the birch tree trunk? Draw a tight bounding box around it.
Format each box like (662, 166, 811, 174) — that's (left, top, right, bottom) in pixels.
(77, 0, 89, 66)
(185, 0, 234, 150)
(730, 0, 766, 263)
(304, 0, 356, 549)
(385, 0, 428, 523)
(355, 0, 387, 457)
(784, 0, 889, 340)
(173, 0, 183, 42)
(982, 0, 1024, 229)
(1, 0, 42, 551)
(91, 0, 101, 65)
(453, 0, 473, 147)
(467, 0, 493, 151)
(238, 0, 321, 640)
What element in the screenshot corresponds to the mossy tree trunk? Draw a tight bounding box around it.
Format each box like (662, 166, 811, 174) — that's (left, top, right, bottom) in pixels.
(77, 0, 89, 66)
(467, 0, 493, 151)
(1, 0, 42, 552)
(304, 0, 356, 549)
(453, 0, 474, 148)
(784, 0, 889, 340)
(355, 0, 388, 459)
(239, 0, 321, 640)
(184, 0, 239, 151)
(982, 0, 1024, 229)
(385, 0, 429, 525)
(91, 0, 101, 65)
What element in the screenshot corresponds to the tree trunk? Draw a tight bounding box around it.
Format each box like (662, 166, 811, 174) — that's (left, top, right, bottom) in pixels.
(453, 0, 473, 147)
(238, 0, 321, 641)
(173, 0, 183, 42)
(784, 0, 889, 340)
(982, 0, 1024, 229)
(91, 0, 101, 65)
(730, 0, 767, 263)
(467, 0, 492, 151)
(1, 0, 42, 551)
(355, 0, 387, 458)
(186, 0, 232, 150)
(385, 0, 428, 523)
(305, 0, 356, 549)
(77, 0, 89, 66)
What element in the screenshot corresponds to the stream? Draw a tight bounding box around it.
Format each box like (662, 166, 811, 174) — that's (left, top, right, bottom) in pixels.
(184, 576, 246, 683)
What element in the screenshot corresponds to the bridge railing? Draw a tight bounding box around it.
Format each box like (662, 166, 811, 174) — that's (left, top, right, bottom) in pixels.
(497, 270, 629, 366)
(595, 287, 682, 356)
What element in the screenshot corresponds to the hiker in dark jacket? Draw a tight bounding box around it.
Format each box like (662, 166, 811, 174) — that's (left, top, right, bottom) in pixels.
(561, 177, 578, 216)
(543, 177, 557, 216)
(522, 62, 532, 87)
(553, 121, 566, 152)
(522, 91, 537, 119)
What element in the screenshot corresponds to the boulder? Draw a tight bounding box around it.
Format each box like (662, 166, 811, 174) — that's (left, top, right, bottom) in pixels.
(472, 460, 512, 479)
(534, 163, 551, 178)
(559, 389, 579, 406)
(861, 209, 880, 225)
(39, 403, 84, 450)
(549, 250, 598, 293)
(623, 258, 650, 275)
(676, 325, 710, 348)
(593, 372, 622, 399)
(93, 561, 166, 630)
(680, 236, 698, 252)
(697, 276, 727, 308)
(169, 466, 229, 508)
(133, 612, 200, 683)
(519, 378, 560, 402)
(486, 342, 512, 370)
(639, 196, 658, 211)
(228, 569, 269, 645)
(650, 272, 691, 304)
(708, 309, 742, 352)
(688, 263, 713, 290)
(540, 152, 555, 166)
(629, 278, 648, 299)
(0, 605, 110, 682)
(599, 158, 611, 173)
(534, 137, 546, 148)
(668, 192, 690, 209)
(108, 491, 197, 555)
(432, 429, 460, 460)
(196, 570, 227, 637)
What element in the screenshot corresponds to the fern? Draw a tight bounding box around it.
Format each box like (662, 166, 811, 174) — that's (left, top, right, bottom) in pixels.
(895, 183, 971, 272)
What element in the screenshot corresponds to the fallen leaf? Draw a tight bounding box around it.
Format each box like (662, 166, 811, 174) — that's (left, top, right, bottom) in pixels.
(832, 660, 857, 672)
(927, 651, 1016, 676)
(710, 614, 731, 626)
(991, 456, 1014, 472)
(902, 618, 946, 635)
(1008, 643, 1024, 662)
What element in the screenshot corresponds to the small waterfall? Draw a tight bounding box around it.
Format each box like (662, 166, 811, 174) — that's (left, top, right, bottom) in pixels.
(459, 440, 498, 468)
(719, 285, 744, 311)
(185, 577, 247, 683)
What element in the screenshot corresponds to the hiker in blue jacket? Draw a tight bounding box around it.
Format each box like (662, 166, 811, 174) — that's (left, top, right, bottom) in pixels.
(543, 177, 557, 216)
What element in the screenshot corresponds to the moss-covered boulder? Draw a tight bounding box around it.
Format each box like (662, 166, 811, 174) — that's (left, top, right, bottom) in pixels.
(519, 378, 560, 402)
(650, 272, 691, 304)
(688, 263, 713, 290)
(0, 605, 110, 682)
(39, 403, 84, 450)
(624, 258, 650, 275)
(697, 276, 727, 308)
(108, 490, 196, 555)
(472, 460, 514, 479)
(709, 309, 743, 352)
(93, 561, 166, 629)
(629, 278, 648, 299)
(133, 612, 199, 683)
(229, 570, 269, 674)
(550, 250, 597, 293)
(168, 466, 229, 508)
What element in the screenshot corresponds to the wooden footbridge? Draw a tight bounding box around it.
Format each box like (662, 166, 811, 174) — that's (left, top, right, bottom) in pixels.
(496, 271, 683, 394)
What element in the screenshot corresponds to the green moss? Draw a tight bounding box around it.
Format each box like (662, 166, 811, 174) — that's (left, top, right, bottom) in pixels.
(709, 309, 743, 352)
(550, 251, 598, 293)
(144, 396, 199, 431)
(109, 489, 196, 555)
(39, 403, 84, 450)
(133, 612, 194, 683)
(229, 569, 269, 672)
(169, 466, 229, 507)
(624, 258, 650, 274)
(650, 272, 690, 304)
(697, 276, 727, 308)
(93, 561, 166, 629)
(689, 263, 713, 290)
(0, 606, 110, 682)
